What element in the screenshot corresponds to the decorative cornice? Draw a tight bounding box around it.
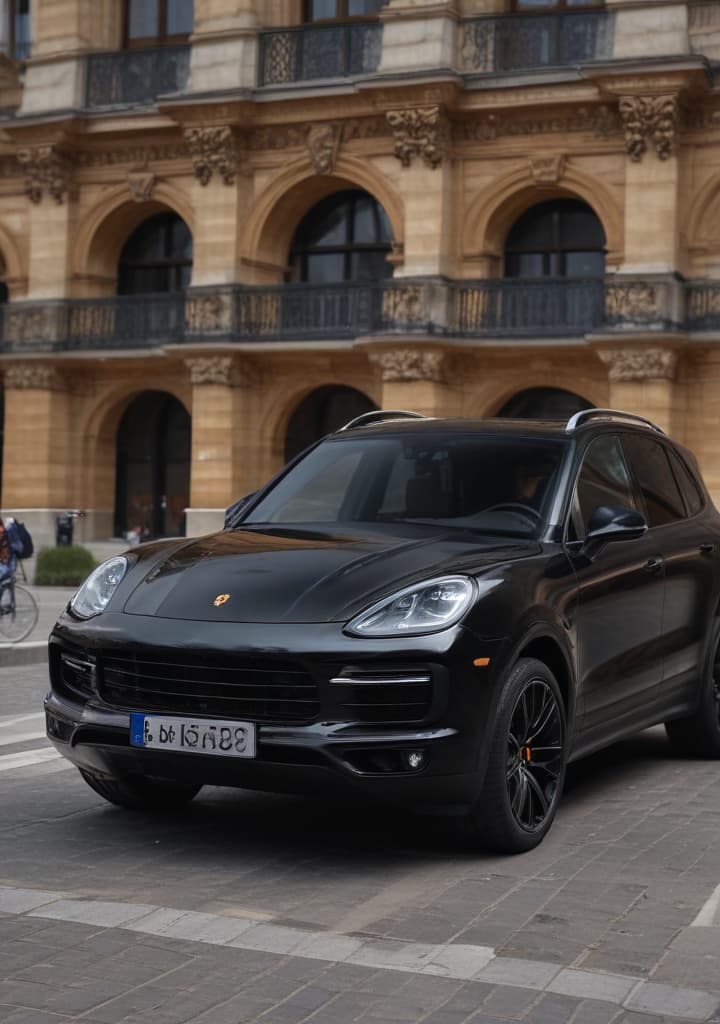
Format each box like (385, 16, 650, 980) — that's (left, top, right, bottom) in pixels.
(3, 363, 65, 390)
(455, 105, 619, 143)
(618, 94, 679, 162)
(75, 143, 187, 168)
(184, 125, 237, 186)
(127, 170, 156, 203)
(386, 106, 450, 169)
(528, 153, 566, 187)
(369, 348, 446, 383)
(598, 347, 679, 383)
(16, 145, 73, 204)
(306, 122, 342, 175)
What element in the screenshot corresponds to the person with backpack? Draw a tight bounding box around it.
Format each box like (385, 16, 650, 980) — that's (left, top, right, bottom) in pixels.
(0, 517, 19, 587)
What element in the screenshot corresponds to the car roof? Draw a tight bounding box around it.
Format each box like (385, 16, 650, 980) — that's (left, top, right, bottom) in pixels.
(328, 415, 669, 443)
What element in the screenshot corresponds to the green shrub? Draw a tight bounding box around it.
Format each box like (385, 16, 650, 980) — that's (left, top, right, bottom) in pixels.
(34, 546, 98, 587)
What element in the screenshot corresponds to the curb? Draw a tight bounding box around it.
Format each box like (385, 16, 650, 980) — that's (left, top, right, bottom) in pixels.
(0, 641, 48, 667)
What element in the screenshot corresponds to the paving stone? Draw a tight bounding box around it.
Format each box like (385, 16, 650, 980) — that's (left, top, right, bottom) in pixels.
(0, 890, 62, 916)
(625, 981, 720, 1021)
(547, 968, 640, 1004)
(475, 957, 560, 990)
(28, 899, 156, 929)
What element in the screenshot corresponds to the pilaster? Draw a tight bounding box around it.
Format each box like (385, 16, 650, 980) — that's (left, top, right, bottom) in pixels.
(595, 343, 684, 436)
(189, 0, 258, 94)
(370, 346, 459, 416)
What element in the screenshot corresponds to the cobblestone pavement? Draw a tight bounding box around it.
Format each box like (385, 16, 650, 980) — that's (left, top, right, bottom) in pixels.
(1, 663, 719, 1024)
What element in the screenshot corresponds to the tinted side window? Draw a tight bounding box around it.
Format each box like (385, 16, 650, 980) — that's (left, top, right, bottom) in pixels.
(574, 434, 638, 535)
(622, 435, 685, 527)
(668, 450, 703, 517)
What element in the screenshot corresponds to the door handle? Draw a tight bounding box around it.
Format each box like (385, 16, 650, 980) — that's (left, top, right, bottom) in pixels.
(644, 556, 663, 574)
(700, 543, 715, 555)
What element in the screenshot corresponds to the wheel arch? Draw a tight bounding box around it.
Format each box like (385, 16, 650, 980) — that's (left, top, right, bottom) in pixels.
(515, 628, 576, 727)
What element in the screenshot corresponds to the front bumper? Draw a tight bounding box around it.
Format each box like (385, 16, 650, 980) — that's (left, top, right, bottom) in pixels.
(46, 613, 506, 812)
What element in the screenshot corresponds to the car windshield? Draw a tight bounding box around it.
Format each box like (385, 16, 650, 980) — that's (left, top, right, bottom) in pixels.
(244, 433, 568, 536)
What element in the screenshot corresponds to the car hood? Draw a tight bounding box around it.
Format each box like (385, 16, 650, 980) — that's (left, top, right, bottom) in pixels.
(123, 524, 538, 623)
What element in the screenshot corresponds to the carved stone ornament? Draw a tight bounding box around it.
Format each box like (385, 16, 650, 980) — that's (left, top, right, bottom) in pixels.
(128, 171, 156, 203)
(306, 123, 342, 175)
(386, 106, 450, 169)
(369, 349, 446, 384)
(3, 363, 64, 390)
(184, 126, 237, 186)
(598, 347, 679, 383)
(185, 356, 234, 386)
(618, 95, 679, 162)
(16, 145, 73, 204)
(528, 154, 566, 187)
(185, 293, 232, 334)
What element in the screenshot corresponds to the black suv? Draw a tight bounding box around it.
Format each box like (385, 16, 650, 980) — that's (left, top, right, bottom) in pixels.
(46, 409, 720, 853)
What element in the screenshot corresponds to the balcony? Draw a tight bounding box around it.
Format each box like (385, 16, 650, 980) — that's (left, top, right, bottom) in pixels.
(459, 9, 613, 75)
(0, 277, 692, 355)
(258, 21, 382, 86)
(85, 46, 190, 109)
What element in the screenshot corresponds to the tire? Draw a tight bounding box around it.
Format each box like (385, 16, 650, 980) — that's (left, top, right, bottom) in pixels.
(79, 769, 202, 811)
(0, 584, 39, 643)
(665, 623, 720, 758)
(459, 658, 567, 854)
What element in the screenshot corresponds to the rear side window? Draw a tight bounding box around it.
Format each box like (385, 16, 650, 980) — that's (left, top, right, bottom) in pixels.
(574, 434, 639, 535)
(622, 435, 685, 527)
(668, 450, 703, 517)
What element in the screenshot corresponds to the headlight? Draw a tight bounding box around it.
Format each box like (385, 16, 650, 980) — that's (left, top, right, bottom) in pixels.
(70, 556, 128, 619)
(345, 575, 501, 638)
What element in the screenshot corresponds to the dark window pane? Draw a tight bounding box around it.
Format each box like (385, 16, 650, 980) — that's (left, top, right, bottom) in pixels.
(350, 250, 391, 280)
(558, 206, 605, 248)
(505, 200, 606, 280)
(304, 252, 346, 283)
(128, 0, 159, 38)
(118, 214, 192, 295)
(564, 251, 605, 277)
(509, 253, 546, 277)
(668, 451, 703, 516)
(309, 0, 338, 18)
(302, 203, 348, 247)
(348, 0, 384, 14)
(167, 0, 193, 35)
(622, 435, 686, 527)
(575, 434, 638, 534)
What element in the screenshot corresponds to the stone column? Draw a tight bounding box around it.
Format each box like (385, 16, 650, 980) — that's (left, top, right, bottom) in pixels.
(596, 345, 682, 436)
(369, 347, 459, 416)
(20, 0, 118, 115)
(386, 104, 454, 277)
(0, 363, 74, 549)
(189, 0, 258, 94)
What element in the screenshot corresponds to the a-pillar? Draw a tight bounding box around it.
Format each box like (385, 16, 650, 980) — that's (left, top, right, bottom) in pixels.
(1, 362, 74, 549)
(595, 345, 684, 436)
(370, 348, 460, 417)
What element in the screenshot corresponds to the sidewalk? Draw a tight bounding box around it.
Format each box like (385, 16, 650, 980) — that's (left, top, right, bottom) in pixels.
(0, 585, 76, 667)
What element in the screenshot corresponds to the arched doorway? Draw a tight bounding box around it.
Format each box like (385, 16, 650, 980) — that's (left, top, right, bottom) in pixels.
(118, 212, 192, 294)
(498, 387, 592, 421)
(504, 198, 605, 332)
(114, 391, 190, 539)
(285, 386, 377, 461)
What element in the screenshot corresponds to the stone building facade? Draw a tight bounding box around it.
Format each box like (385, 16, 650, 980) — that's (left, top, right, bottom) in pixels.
(1, 0, 720, 545)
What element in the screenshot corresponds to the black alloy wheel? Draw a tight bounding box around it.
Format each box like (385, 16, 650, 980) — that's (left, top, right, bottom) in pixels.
(460, 657, 568, 854)
(666, 623, 720, 757)
(506, 678, 564, 833)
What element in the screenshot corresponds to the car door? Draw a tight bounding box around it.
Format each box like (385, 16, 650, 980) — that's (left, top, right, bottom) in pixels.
(568, 433, 666, 748)
(622, 434, 717, 711)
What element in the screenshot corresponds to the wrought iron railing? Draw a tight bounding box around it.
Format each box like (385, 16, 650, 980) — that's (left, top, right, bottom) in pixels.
(259, 21, 382, 85)
(459, 10, 613, 74)
(452, 279, 605, 336)
(85, 46, 190, 108)
(0, 278, 704, 354)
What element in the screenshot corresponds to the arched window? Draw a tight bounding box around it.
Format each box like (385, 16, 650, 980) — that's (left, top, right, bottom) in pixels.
(289, 190, 392, 284)
(305, 1, 385, 20)
(125, 0, 193, 46)
(505, 199, 605, 278)
(115, 391, 190, 539)
(118, 213, 192, 295)
(285, 386, 377, 462)
(498, 387, 592, 421)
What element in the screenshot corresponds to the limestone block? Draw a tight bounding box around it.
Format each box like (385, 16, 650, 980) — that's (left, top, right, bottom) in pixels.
(188, 35, 258, 93)
(379, 13, 456, 73)
(612, 5, 687, 60)
(19, 57, 85, 115)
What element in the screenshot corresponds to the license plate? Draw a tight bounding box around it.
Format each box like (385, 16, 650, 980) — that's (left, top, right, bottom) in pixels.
(130, 714, 256, 759)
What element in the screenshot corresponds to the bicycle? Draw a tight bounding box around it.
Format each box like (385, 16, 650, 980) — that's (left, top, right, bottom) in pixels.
(0, 562, 39, 643)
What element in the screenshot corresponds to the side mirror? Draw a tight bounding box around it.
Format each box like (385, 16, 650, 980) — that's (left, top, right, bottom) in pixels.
(582, 505, 647, 558)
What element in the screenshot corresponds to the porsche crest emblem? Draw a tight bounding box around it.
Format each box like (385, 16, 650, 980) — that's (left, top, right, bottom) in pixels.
(213, 593, 231, 607)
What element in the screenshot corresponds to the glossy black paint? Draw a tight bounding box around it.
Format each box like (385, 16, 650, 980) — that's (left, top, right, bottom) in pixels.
(45, 417, 720, 813)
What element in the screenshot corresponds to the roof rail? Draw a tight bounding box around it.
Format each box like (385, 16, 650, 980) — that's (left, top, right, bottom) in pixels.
(338, 410, 427, 432)
(565, 408, 665, 435)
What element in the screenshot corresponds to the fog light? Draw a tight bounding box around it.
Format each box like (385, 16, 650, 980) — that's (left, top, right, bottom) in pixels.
(406, 751, 425, 770)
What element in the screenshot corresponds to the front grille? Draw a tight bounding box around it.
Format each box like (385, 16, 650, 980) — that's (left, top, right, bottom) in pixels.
(98, 651, 320, 724)
(330, 668, 433, 723)
(58, 647, 97, 701)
